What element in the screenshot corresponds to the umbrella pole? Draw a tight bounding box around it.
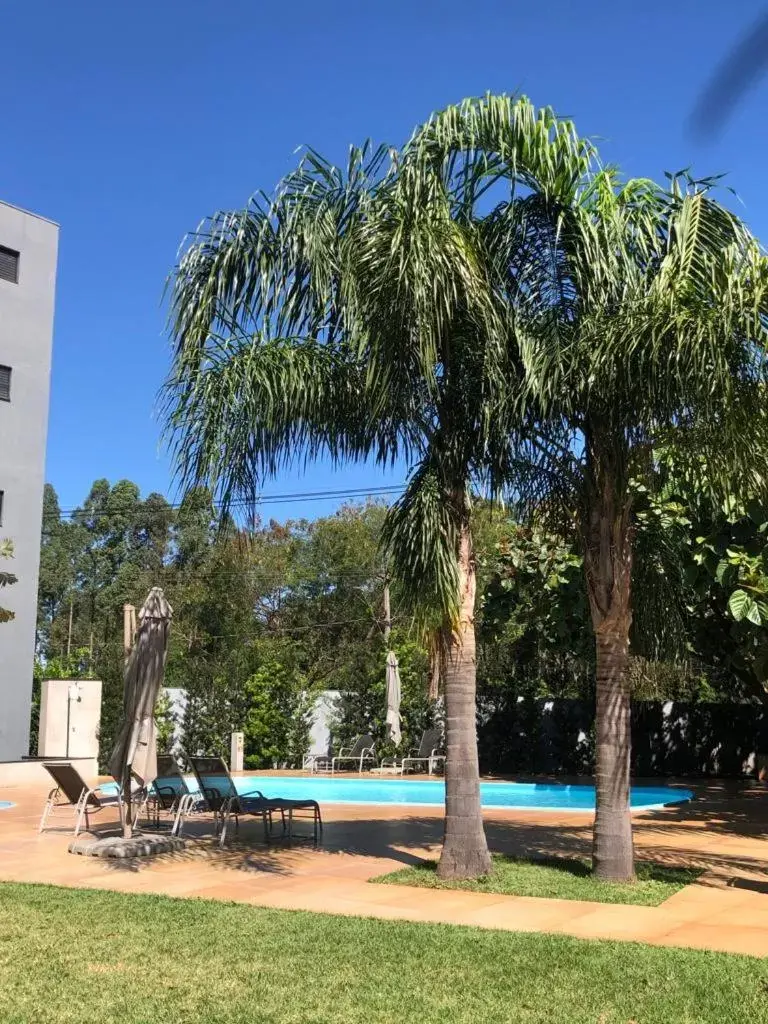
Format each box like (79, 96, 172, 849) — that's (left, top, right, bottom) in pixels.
(122, 763, 132, 839)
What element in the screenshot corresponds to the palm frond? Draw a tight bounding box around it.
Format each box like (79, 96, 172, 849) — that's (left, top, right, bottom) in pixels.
(380, 460, 464, 625)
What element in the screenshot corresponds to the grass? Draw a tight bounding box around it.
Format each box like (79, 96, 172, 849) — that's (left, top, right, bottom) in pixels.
(0, 883, 766, 1023)
(374, 854, 702, 906)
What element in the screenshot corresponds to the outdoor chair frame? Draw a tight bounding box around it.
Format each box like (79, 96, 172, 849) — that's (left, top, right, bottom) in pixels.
(313, 734, 376, 774)
(148, 754, 209, 836)
(39, 762, 127, 836)
(381, 728, 445, 775)
(190, 756, 322, 848)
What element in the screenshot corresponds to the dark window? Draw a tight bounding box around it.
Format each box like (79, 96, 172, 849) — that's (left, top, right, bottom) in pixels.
(0, 492, 4, 527)
(0, 366, 10, 402)
(0, 246, 19, 284)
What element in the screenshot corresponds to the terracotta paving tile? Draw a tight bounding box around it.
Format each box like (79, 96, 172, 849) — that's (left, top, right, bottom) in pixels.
(698, 905, 768, 929)
(662, 884, 760, 908)
(460, 899, 584, 932)
(2, 776, 768, 954)
(553, 905, 667, 942)
(648, 923, 768, 956)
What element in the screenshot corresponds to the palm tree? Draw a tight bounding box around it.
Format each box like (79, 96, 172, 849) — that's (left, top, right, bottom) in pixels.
(163, 97, 590, 878)
(415, 102, 768, 879)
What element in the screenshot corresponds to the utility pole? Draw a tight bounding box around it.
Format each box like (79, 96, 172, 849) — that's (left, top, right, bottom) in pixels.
(66, 597, 73, 658)
(383, 582, 391, 648)
(123, 603, 136, 664)
(121, 602, 136, 838)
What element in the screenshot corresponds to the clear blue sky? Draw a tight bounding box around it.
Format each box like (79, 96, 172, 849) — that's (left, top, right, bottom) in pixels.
(2, 0, 766, 521)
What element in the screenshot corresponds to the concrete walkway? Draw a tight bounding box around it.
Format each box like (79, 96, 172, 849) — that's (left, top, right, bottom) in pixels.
(1, 777, 767, 956)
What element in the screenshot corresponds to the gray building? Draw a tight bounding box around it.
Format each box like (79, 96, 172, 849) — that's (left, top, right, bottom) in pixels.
(0, 201, 58, 761)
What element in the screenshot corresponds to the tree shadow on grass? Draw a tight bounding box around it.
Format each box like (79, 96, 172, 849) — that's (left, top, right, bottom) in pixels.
(382, 854, 702, 889)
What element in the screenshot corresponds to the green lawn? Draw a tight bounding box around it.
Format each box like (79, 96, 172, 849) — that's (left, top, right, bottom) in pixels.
(0, 883, 766, 1023)
(374, 855, 701, 906)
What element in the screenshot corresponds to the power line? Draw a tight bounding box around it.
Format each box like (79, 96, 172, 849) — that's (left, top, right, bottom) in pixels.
(45, 483, 405, 523)
(175, 616, 378, 640)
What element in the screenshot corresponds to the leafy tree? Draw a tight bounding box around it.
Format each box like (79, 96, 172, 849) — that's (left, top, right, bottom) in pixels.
(639, 460, 768, 705)
(163, 97, 590, 879)
(479, 523, 591, 700)
(36, 480, 422, 772)
(331, 629, 433, 756)
(154, 690, 177, 755)
(37, 485, 76, 652)
(243, 656, 312, 768)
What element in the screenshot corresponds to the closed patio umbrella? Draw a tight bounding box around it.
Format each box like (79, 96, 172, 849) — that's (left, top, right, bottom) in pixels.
(109, 586, 173, 837)
(385, 650, 402, 747)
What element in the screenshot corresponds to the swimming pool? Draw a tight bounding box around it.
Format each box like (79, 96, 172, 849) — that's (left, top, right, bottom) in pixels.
(221, 776, 693, 812)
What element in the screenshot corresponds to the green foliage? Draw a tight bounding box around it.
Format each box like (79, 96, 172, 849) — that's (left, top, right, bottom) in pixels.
(37, 647, 96, 682)
(35, 471, 768, 774)
(0, 538, 17, 624)
(36, 483, 429, 770)
(330, 630, 434, 753)
(162, 97, 596, 630)
(243, 657, 312, 769)
(154, 690, 177, 755)
(644, 472, 768, 703)
(479, 523, 591, 699)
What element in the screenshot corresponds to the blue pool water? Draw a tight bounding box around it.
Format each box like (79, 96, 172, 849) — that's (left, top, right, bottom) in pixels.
(162, 776, 692, 812)
(0, 801, 14, 810)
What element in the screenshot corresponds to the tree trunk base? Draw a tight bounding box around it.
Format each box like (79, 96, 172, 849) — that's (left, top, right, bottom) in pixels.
(592, 809, 635, 882)
(438, 839, 492, 880)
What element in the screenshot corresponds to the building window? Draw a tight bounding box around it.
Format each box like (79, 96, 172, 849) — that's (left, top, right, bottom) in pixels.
(0, 492, 4, 527)
(0, 366, 10, 402)
(0, 246, 19, 284)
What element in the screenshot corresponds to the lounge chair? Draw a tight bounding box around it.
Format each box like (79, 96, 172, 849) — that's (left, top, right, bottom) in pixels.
(148, 754, 208, 836)
(39, 761, 127, 836)
(190, 756, 322, 847)
(314, 734, 376, 774)
(382, 728, 445, 775)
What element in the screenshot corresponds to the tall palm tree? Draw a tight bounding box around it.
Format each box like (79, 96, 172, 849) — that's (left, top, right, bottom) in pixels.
(163, 97, 590, 878)
(414, 101, 768, 879)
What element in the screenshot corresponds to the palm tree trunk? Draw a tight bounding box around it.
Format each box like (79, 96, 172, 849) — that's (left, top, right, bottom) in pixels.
(428, 632, 441, 701)
(584, 432, 635, 882)
(437, 523, 492, 880)
(593, 619, 634, 880)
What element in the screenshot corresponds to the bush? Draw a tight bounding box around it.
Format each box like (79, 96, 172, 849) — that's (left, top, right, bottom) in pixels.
(243, 660, 312, 769)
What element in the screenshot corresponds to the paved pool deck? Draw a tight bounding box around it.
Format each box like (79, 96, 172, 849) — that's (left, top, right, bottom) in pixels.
(1, 774, 767, 956)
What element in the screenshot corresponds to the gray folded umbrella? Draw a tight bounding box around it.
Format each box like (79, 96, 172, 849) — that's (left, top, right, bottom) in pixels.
(385, 650, 402, 747)
(109, 587, 173, 835)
